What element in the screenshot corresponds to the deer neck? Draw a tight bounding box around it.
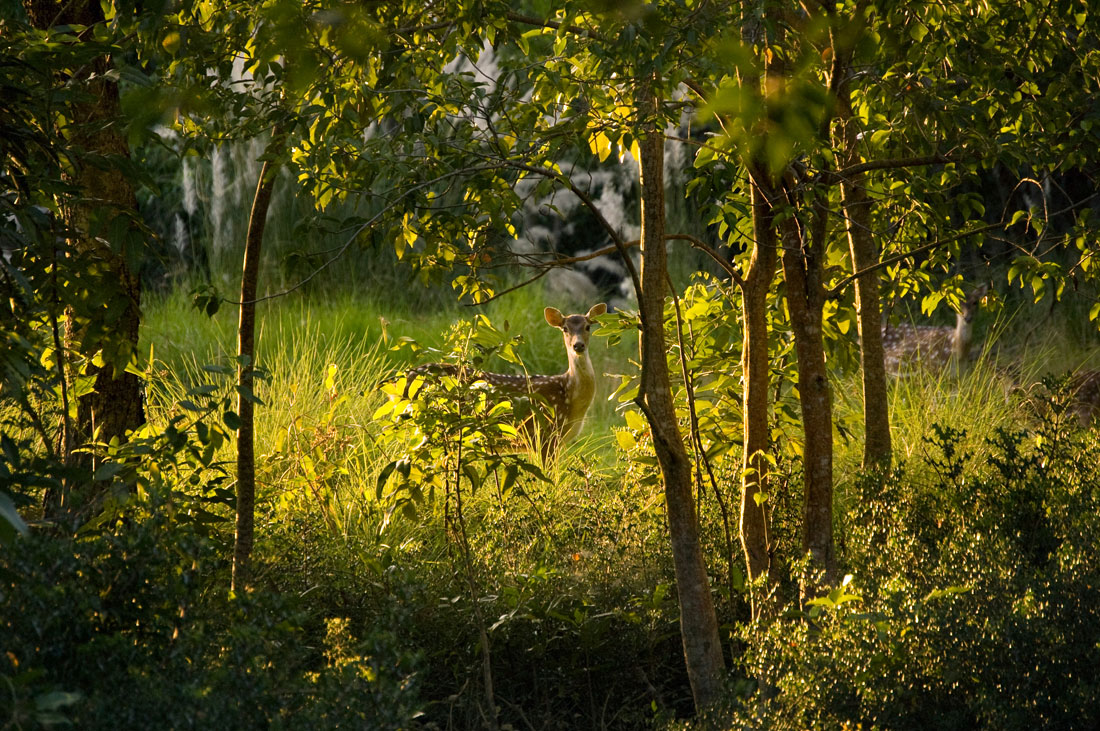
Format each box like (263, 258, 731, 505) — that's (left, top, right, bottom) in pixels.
(564, 349, 596, 417)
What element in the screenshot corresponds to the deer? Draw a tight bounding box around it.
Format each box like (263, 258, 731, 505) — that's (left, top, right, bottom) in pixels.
(1068, 369, 1100, 427)
(402, 303, 607, 458)
(1013, 368, 1100, 431)
(881, 284, 989, 374)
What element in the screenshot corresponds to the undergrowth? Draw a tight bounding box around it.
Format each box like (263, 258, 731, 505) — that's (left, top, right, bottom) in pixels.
(6, 285, 1100, 729)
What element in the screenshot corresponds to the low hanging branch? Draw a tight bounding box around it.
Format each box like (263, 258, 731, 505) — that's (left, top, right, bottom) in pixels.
(223, 163, 503, 308)
(826, 222, 1005, 299)
(502, 160, 643, 296)
(473, 234, 740, 307)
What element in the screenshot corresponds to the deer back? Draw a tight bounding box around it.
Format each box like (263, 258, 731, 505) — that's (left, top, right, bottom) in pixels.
(1070, 370, 1100, 427)
(882, 324, 958, 372)
(881, 285, 988, 374)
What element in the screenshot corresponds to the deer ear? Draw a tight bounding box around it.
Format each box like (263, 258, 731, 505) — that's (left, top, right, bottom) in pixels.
(544, 307, 564, 327)
(586, 303, 607, 320)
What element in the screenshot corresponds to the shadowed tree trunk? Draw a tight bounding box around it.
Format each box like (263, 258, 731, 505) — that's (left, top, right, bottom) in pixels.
(738, 180, 778, 593)
(26, 0, 145, 521)
(840, 152, 891, 468)
(777, 197, 837, 590)
(232, 153, 280, 592)
(832, 36, 892, 468)
(635, 94, 725, 711)
(729, 6, 780, 609)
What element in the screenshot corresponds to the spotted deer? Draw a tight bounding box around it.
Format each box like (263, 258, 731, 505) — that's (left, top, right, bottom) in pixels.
(1069, 369, 1100, 427)
(1016, 368, 1100, 430)
(403, 303, 607, 457)
(882, 284, 989, 374)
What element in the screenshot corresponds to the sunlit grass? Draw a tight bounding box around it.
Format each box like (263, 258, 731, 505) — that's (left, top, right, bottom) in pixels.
(139, 284, 635, 560)
(140, 276, 1100, 607)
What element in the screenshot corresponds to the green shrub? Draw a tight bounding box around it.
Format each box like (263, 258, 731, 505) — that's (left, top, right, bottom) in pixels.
(700, 411, 1100, 730)
(0, 515, 423, 730)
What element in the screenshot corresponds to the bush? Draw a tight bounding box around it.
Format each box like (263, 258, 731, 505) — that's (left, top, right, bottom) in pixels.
(0, 514, 422, 730)
(694, 416, 1100, 730)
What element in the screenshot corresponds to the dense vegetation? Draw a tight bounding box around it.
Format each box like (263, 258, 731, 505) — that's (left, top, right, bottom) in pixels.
(4, 0, 1100, 728)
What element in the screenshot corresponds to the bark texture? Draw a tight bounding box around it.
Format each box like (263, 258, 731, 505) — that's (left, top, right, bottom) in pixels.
(636, 111, 725, 711)
(232, 157, 280, 592)
(833, 40, 892, 468)
(738, 182, 777, 587)
(840, 161, 891, 468)
(27, 0, 145, 519)
(777, 211, 837, 588)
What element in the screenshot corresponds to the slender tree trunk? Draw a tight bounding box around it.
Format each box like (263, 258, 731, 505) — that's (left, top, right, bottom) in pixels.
(833, 39, 891, 468)
(777, 211, 837, 589)
(636, 101, 725, 712)
(738, 182, 777, 590)
(232, 156, 280, 592)
(27, 0, 144, 520)
(840, 162, 891, 468)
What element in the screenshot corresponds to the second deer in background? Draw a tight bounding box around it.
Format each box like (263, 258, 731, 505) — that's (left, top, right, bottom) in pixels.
(882, 284, 989, 374)
(1069, 369, 1100, 427)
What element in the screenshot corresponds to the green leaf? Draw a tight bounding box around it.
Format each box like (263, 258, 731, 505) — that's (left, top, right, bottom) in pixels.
(924, 584, 972, 601)
(624, 409, 647, 432)
(1, 434, 19, 467)
(500, 464, 519, 495)
(376, 460, 398, 499)
(236, 383, 266, 406)
(0, 491, 29, 543)
(35, 690, 82, 712)
(92, 462, 125, 481)
(519, 461, 552, 483)
(462, 463, 482, 493)
(223, 410, 241, 431)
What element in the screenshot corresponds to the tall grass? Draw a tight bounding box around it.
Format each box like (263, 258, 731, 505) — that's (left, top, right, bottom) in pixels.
(140, 282, 634, 539)
(132, 272, 1100, 727)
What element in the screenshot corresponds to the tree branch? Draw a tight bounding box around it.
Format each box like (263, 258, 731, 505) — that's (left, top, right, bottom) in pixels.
(222, 164, 501, 306)
(473, 234, 739, 305)
(465, 267, 551, 306)
(827, 222, 1004, 298)
(504, 11, 603, 40)
(825, 154, 972, 183)
(665, 233, 743, 286)
(503, 160, 643, 296)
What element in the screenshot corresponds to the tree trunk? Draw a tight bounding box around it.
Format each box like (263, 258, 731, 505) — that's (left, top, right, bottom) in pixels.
(636, 104, 725, 711)
(777, 211, 837, 589)
(833, 41, 891, 468)
(840, 165, 891, 468)
(27, 0, 145, 520)
(232, 156, 280, 592)
(738, 182, 777, 590)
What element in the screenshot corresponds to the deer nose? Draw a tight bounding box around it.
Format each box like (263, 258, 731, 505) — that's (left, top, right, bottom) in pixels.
(573, 342, 586, 353)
